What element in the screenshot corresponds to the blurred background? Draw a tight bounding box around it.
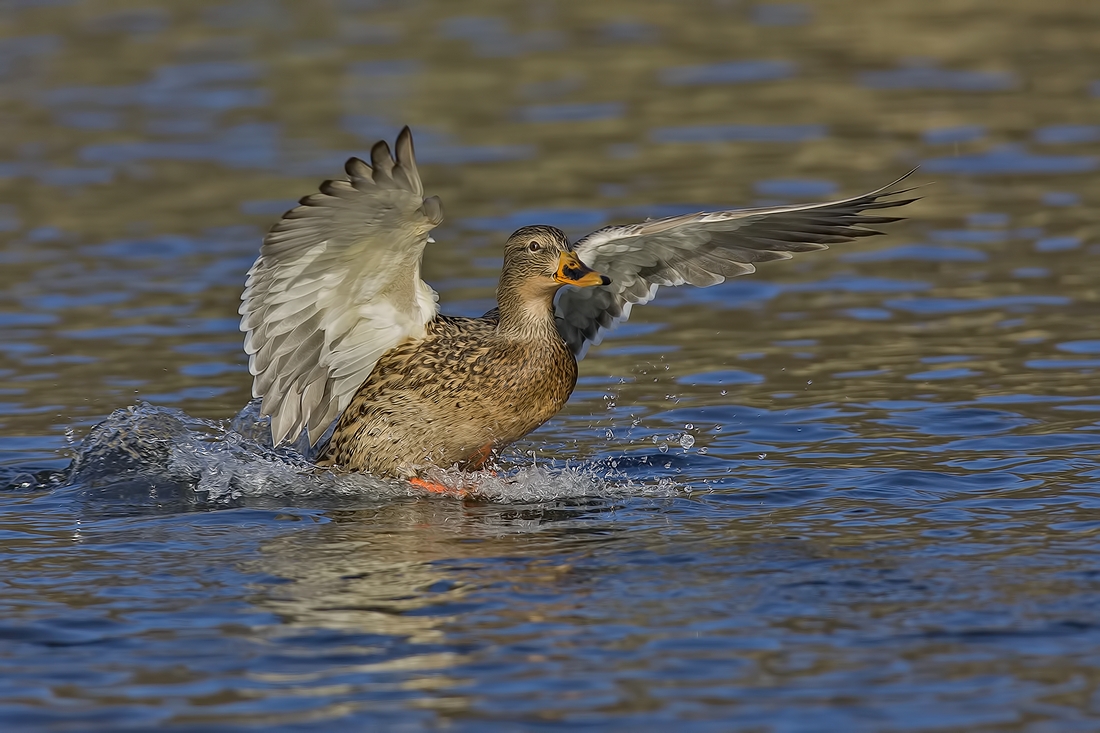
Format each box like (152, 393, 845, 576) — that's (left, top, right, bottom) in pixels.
(3, 3, 1100, 728)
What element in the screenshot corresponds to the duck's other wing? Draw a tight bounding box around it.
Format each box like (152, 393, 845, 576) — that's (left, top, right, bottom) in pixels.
(240, 127, 444, 447)
(554, 171, 919, 358)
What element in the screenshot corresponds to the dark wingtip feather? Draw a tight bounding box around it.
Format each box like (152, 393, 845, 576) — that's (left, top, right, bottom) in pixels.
(850, 215, 907, 225)
(396, 125, 413, 149)
(880, 166, 922, 190)
(370, 139, 391, 160)
(344, 156, 371, 180)
(859, 196, 921, 210)
(394, 127, 415, 167)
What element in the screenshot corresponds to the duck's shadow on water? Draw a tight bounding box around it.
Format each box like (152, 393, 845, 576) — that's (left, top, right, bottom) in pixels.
(2, 402, 686, 519)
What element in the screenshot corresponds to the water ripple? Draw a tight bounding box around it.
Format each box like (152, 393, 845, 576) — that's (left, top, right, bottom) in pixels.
(651, 124, 826, 143)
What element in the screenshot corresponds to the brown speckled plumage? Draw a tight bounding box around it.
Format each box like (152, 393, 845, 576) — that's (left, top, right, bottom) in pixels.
(317, 311, 576, 477)
(317, 226, 599, 478)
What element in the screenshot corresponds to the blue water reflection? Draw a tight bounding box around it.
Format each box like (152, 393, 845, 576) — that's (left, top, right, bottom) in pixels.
(860, 59, 1017, 91)
(652, 124, 826, 143)
(842, 244, 987, 263)
(659, 60, 796, 86)
(924, 144, 1097, 175)
(520, 102, 624, 123)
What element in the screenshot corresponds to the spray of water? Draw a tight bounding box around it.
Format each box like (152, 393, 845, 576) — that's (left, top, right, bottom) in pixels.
(61, 403, 685, 505)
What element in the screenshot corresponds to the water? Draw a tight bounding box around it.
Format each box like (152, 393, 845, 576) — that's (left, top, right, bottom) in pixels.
(3, 0, 1100, 729)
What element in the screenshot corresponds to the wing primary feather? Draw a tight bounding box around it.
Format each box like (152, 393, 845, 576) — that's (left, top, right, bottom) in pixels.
(345, 157, 372, 182)
(392, 126, 423, 196)
(370, 140, 396, 185)
(558, 169, 919, 359)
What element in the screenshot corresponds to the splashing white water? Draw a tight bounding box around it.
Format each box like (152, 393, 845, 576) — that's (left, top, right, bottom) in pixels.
(66, 403, 686, 504)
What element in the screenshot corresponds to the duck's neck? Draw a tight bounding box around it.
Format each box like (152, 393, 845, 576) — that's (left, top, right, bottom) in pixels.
(496, 277, 561, 340)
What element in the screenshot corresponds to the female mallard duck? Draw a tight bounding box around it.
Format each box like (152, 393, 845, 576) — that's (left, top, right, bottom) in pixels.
(240, 128, 914, 484)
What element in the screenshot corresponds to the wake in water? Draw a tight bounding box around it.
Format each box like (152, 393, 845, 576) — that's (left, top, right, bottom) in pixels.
(50, 402, 684, 505)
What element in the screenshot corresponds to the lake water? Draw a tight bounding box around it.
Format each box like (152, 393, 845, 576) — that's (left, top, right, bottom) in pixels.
(3, 0, 1100, 729)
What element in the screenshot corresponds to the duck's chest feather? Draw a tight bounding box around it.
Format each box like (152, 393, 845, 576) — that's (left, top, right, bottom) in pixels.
(318, 313, 578, 477)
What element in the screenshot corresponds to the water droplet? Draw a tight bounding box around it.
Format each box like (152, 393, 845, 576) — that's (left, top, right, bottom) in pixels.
(684, 423, 694, 430)
(699, 447, 708, 454)
(605, 429, 615, 439)
(806, 380, 813, 385)
(679, 433, 695, 449)
(720, 390, 727, 396)
(659, 443, 669, 453)
(758, 453, 767, 460)
(664, 462, 672, 469)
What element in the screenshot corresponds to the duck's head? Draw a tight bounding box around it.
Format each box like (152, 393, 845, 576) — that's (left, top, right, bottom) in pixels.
(501, 225, 610, 293)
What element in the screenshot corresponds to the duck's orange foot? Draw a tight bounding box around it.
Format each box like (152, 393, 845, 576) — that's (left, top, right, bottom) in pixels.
(409, 476, 468, 498)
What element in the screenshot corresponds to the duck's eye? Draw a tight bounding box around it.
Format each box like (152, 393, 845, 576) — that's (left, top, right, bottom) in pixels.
(528, 241, 541, 252)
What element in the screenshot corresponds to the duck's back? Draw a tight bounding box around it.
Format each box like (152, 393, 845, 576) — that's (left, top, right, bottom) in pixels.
(317, 313, 577, 478)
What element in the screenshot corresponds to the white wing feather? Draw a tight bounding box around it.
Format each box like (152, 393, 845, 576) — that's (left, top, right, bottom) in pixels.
(239, 127, 444, 446)
(555, 171, 918, 356)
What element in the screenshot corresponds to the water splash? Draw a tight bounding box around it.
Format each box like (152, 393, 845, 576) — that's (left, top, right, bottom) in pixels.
(57, 402, 684, 506)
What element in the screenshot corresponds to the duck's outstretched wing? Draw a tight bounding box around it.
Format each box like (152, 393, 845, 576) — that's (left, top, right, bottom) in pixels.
(554, 171, 919, 358)
(240, 127, 444, 447)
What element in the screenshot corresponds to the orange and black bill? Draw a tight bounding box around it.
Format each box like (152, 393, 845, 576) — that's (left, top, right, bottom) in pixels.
(555, 252, 611, 287)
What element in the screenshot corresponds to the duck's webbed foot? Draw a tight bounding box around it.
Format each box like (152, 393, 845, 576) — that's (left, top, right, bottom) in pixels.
(408, 475, 471, 498)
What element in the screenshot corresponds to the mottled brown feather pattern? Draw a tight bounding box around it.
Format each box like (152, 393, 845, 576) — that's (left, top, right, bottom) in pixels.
(317, 312, 577, 478)
(316, 226, 585, 478)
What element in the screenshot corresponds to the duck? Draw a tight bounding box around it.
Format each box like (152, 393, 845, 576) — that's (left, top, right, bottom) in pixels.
(239, 127, 915, 488)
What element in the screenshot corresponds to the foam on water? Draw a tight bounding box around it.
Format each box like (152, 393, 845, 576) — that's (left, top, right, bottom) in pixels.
(60, 402, 684, 505)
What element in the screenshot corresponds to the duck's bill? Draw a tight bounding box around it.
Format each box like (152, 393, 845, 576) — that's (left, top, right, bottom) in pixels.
(555, 252, 611, 287)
